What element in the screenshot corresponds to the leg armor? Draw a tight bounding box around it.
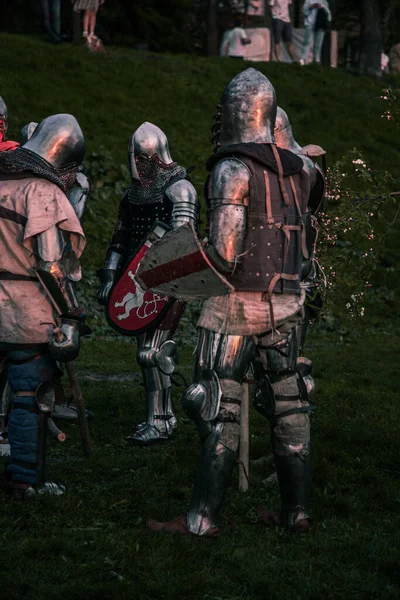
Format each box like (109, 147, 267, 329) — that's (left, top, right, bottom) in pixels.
(183, 329, 255, 536)
(126, 324, 180, 446)
(254, 329, 315, 530)
(6, 348, 65, 498)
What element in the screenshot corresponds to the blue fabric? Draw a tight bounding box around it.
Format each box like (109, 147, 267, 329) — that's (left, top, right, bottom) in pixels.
(7, 350, 57, 394)
(7, 349, 58, 484)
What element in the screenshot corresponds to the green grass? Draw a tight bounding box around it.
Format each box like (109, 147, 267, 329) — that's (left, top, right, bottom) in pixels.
(0, 34, 399, 600)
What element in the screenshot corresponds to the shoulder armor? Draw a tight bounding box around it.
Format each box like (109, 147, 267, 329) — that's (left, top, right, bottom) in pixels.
(300, 155, 317, 189)
(166, 178, 199, 229)
(207, 159, 249, 270)
(208, 158, 250, 209)
(301, 144, 326, 158)
(166, 178, 197, 205)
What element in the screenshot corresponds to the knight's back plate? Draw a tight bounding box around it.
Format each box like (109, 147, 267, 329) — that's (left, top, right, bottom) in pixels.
(106, 222, 174, 336)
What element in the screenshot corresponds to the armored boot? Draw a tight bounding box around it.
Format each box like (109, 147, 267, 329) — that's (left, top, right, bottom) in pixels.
(126, 384, 177, 446)
(126, 331, 178, 446)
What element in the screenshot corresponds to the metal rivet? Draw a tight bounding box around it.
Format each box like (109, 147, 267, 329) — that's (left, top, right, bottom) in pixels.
(256, 272, 260, 276)
(267, 242, 271, 246)
(260, 225, 264, 229)
(267, 255, 270, 259)
(266, 273, 269, 276)
(252, 227, 256, 230)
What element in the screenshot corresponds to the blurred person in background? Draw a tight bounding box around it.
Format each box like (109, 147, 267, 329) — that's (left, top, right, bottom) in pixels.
(72, 0, 104, 40)
(42, 0, 62, 44)
(381, 51, 389, 75)
(389, 42, 400, 74)
(269, 0, 297, 62)
(220, 15, 252, 59)
(299, 0, 331, 65)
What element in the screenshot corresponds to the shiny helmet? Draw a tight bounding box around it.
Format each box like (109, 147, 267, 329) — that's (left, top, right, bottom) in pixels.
(0, 96, 8, 142)
(23, 114, 85, 170)
(212, 67, 277, 151)
(274, 107, 302, 153)
(20, 121, 38, 145)
(128, 122, 176, 183)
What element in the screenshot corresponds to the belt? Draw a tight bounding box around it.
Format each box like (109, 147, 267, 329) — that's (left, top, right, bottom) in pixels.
(0, 272, 38, 282)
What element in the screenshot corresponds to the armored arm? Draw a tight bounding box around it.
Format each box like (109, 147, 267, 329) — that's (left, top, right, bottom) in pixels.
(166, 179, 199, 230)
(205, 159, 250, 273)
(97, 191, 130, 305)
(35, 226, 90, 361)
(68, 170, 91, 224)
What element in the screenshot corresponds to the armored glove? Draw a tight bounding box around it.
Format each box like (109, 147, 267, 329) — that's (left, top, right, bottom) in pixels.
(97, 251, 123, 305)
(97, 268, 118, 305)
(49, 318, 91, 363)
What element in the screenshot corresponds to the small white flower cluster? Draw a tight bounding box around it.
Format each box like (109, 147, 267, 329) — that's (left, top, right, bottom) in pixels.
(346, 292, 365, 318)
(352, 157, 369, 172)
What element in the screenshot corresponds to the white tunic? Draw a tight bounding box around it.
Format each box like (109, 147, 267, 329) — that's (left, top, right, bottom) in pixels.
(220, 27, 249, 57)
(0, 175, 86, 345)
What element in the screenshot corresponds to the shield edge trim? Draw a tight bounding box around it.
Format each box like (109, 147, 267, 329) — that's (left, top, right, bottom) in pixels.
(136, 222, 235, 298)
(104, 220, 174, 336)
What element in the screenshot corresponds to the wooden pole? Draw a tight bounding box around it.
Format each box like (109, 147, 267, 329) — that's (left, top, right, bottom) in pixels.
(239, 382, 249, 491)
(65, 362, 91, 456)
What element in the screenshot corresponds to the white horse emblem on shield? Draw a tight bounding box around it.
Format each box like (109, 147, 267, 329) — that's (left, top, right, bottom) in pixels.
(114, 270, 167, 321)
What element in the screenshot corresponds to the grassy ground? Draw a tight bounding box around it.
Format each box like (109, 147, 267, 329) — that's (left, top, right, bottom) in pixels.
(0, 34, 399, 600)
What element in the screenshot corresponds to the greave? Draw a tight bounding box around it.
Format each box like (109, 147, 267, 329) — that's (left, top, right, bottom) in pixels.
(126, 365, 177, 445)
(274, 443, 312, 529)
(187, 421, 238, 536)
(144, 379, 177, 433)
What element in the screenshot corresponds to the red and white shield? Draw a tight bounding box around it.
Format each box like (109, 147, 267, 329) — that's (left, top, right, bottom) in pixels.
(106, 223, 174, 335)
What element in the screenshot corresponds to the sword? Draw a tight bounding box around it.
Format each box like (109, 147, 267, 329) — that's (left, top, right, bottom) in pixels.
(34, 269, 92, 456)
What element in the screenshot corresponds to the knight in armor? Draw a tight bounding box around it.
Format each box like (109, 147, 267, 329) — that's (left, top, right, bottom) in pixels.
(98, 122, 199, 445)
(0, 96, 20, 152)
(274, 106, 326, 358)
(0, 121, 91, 428)
(148, 68, 316, 536)
(0, 114, 90, 500)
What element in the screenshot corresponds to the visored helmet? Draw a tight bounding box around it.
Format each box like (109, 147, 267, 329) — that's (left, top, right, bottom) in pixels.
(128, 122, 175, 182)
(212, 68, 277, 151)
(274, 107, 302, 153)
(20, 121, 38, 145)
(23, 114, 85, 169)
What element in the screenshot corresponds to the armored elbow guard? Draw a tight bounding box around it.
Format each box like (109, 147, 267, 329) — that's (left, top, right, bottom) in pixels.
(167, 179, 199, 230)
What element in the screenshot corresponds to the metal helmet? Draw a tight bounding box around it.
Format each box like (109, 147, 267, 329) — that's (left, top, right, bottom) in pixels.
(23, 114, 85, 169)
(128, 122, 174, 181)
(20, 121, 38, 145)
(212, 68, 277, 151)
(274, 107, 302, 153)
(0, 96, 8, 142)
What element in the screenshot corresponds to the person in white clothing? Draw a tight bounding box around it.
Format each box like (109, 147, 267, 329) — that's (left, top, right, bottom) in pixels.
(269, 0, 297, 62)
(220, 16, 251, 59)
(300, 0, 332, 65)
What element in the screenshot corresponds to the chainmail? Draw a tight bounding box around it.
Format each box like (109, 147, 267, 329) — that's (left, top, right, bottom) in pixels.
(211, 103, 222, 153)
(127, 154, 186, 205)
(0, 147, 79, 193)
